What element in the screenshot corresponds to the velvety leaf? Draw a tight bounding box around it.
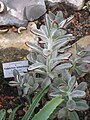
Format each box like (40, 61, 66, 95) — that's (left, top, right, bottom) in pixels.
(9, 81, 19, 86)
(74, 82, 87, 91)
(62, 69, 71, 83)
(55, 11, 64, 24)
(50, 91, 61, 97)
(53, 36, 75, 50)
(50, 53, 71, 64)
(53, 63, 72, 71)
(68, 76, 76, 91)
(48, 12, 55, 20)
(31, 28, 48, 42)
(26, 42, 43, 55)
(52, 29, 67, 40)
(37, 54, 46, 64)
(75, 100, 89, 110)
(41, 78, 51, 88)
(70, 90, 86, 98)
(69, 111, 79, 120)
(59, 19, 67, 28)
(27, 52, 37, 63)
(67, 99, 76, 111)
(58, 107, 67, 119)
(45, 14, 51, 35)
(28, 62, 46, 71)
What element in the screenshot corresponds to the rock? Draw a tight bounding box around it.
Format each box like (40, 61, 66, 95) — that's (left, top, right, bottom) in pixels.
(0, 22, 38, 49)
(65, 0, 85, 10)
(0, 0, 46, 27)
(0, 22, 38, 62)
(47, 0, 85, 10)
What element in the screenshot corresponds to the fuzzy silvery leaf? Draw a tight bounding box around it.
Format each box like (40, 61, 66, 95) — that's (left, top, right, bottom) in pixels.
(59, 19, 67, 28)
(74, 82, 87, 91)
(37, 54, 46, 64)
(50, 28, 57, 38)
(43, 49, 52, 56)
(58, 45, 71, 53)
(52, 29, 67, 40)
(27, 52, 37, 63)
(28, 62, 46, 71)
(75, 100, 89, 111)
(69, 111, 79, 120)
(50, 91, 61, 97)
(48, 71, 58, 79)
(34, 69, 46, 74)
(69, 90, 85, 98)
(51, 50, 57, 59)
(53, 77, 66, 86)
(53, 63, 72, 72)
(55, 11, 64, 24)
(68, 76, 76, 91)
(67, 99, 76, 111)
(62, 69, 71, 83)
(9, 81, 19, 86)
(45, 14, 52, 31)
(58, 107, 67, 119)
(41, 78, 51, 88)
(54, 53, 71, 61)
(59, 16, 74, 28)
(50, 53, 70, 65)
(50, 53, 71, 70)
(31, 28, 48, 42)
(64, 16, 74, 27)
(13, 69, 20, 82)
(26, 42, 43, 55)
(48, 12, 55, 21)
(75, 67, 86, 75)
(40, 25, 49, 42)
(53, 36, 75, 51)
(59, 85, 69, 93)
(54, 33, 74, 41)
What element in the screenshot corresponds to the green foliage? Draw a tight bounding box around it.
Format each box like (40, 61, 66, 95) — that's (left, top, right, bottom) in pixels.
(8, 105, 22, 120)
(70, 44, 90, 76)
(22, 86, 49, 120)
(0, 109, 6, 120)
(32, 96, 63, 120)
(0, 105, 21, 120)
(9, 11, 89, 120)
(9, 70, 39, 96)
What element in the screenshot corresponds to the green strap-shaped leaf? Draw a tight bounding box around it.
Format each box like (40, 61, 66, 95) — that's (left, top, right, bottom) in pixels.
(22, 86, 49, 120)
(32, 96, 63, 120)
(0, 109, 6, 120)
(8, 105, 22, 120)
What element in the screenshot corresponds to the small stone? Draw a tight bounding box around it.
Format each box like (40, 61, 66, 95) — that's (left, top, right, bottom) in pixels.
(17, 109, 25, 116)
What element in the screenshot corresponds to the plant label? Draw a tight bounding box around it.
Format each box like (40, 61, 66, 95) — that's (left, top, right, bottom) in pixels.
(2, 60, 29, 78)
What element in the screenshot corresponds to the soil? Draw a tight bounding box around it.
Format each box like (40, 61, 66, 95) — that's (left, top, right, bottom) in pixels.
(0, 0, 90, 120)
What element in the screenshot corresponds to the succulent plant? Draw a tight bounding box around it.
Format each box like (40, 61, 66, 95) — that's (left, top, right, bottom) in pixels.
(9, 11, 89, 120)
(9, 69, 39, 96)
(70, 44, 90, 76)
(50, 69, 89, 119)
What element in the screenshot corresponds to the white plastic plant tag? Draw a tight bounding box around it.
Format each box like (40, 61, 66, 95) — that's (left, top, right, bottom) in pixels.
(2, 60, 29, 78)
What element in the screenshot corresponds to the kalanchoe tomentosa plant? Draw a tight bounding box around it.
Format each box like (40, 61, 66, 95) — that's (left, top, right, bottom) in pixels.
(9, 11, 89, 120)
